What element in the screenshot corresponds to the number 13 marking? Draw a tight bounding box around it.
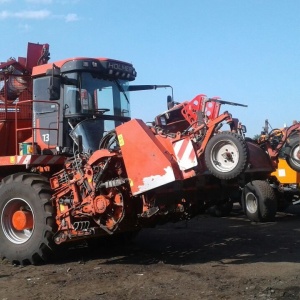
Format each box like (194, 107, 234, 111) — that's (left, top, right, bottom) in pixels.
(42, 134, 50, 142)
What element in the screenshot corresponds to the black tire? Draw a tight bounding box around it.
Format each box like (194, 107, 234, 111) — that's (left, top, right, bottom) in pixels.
(0, 173, 56, 265)
(242, 180, 277, 222)
(285, 138, 300, 172)
(204, 132, 249, 180)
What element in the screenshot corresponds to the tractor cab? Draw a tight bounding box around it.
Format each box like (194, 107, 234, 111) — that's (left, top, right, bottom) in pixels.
(31, 58, 136, 154)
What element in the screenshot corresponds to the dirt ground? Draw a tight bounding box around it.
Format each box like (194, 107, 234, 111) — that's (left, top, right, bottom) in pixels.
(2, 204, 300, 300)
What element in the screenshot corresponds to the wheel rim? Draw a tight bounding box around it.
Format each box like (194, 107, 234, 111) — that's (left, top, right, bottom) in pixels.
(1, 198, 35, 244)
(245, 192, 258, 214)
(210, 139, 239, 172)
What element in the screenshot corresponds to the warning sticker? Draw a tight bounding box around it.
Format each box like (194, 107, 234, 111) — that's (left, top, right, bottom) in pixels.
(118, 134, 124, 147)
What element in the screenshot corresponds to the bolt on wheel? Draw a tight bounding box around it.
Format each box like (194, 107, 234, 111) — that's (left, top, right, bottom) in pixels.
(210, 140, 239, 172)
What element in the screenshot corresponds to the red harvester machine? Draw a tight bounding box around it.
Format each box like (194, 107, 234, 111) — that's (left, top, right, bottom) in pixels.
(0, 43, 298, 265)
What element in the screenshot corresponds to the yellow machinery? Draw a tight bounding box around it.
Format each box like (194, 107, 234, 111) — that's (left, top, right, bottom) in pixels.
(272, 158, 300, 185)
(270, 158, 300, 208)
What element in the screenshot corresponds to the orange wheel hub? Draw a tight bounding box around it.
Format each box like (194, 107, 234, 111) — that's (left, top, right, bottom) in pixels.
(12, 210, 33, 231)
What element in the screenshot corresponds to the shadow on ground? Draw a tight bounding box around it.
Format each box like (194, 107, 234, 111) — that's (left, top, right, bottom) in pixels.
(50, 205, 300, 267)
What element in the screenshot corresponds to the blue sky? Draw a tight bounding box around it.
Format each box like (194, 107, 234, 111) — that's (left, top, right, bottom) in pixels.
(1, 0, 299, 137)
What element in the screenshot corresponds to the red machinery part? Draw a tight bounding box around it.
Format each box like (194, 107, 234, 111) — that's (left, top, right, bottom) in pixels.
(115, 119, 182, 195)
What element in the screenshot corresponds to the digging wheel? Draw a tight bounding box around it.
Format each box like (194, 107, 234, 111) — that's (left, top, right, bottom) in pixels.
(204, 132, 249, 180)
(0, 173, 56, 265)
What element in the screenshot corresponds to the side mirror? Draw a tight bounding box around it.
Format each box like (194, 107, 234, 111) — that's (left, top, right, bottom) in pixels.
(46, 64, 61, 100)
(167, 95, 174, 109)
(49, 76, 61, 100)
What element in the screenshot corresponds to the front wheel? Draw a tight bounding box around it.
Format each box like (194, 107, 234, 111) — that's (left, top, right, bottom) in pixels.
(204, 132, 249, 180)
(242, 180, 277, 222)
(0, 173, 57, 265)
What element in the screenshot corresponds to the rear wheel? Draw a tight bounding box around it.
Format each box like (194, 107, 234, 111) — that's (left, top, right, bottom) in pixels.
(205, 132, 248, 180)
(0, 173, 56, 265)
(242, 180, 277, 222)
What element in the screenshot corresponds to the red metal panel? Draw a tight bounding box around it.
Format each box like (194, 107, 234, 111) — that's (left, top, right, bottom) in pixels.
(26, 43, 48, 71)
(181, 94, 206, 126)
(116, 119, 182, 195)
(245, 141, 274, 173)
(205, 99, 221, 120)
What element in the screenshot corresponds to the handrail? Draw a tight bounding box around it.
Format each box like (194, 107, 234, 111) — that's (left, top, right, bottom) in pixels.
(15, 100, 60, 155)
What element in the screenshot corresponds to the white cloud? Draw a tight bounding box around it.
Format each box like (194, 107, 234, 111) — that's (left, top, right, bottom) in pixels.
(0, 5, 80, 23)
(0, 10, 51, 20)
(18, 23, 31, 32)
(65, 13, 79, 22)
(25, 0, 53, 3)
(16, 10, 51, 19)
(0, 11, 10, 19)
(60, 0, 80, 4)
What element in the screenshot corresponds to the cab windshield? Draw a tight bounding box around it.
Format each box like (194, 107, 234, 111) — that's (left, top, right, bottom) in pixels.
(64, 72, 131, 120)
